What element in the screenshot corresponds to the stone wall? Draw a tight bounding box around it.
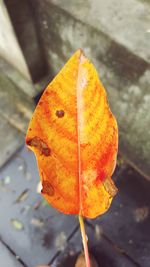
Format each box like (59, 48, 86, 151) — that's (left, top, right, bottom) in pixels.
(0, 0, 31, 81)
(31, 0, 150, 179)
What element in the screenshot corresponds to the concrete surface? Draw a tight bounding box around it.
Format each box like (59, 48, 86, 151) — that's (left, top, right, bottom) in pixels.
(0, 116, 23, 168)
(0, 0, 31, 81)
(0, 241, 24, 267)
(32, 0, 150, 179)
(0, 146, 150, 267)
(5, 0, 48, 83)
(49, 0, 150, 64)
(0, 147, 78, 267)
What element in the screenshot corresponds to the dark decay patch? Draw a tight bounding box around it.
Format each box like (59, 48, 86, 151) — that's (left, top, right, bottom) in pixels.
(26, 136, 51, 156)
(41, 181, 54, 196)
(55, 109, 65, 118)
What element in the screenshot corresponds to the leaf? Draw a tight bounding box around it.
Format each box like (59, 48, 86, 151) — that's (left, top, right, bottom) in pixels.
(55, 231, 67, 251)
(14, 189, 29, 203)
(4, 176, 11, 184)
(11, 219, 24, 230)
(26, 49, 118, 219)
(30, 217, 44, 228)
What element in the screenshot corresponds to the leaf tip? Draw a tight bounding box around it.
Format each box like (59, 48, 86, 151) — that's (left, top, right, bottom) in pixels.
(75, 48, 86, 61)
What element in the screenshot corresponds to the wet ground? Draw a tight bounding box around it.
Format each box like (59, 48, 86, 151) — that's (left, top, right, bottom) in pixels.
(0, 145, 150, 267)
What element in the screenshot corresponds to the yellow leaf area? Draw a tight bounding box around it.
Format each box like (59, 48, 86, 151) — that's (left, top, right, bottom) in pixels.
(26, 49, 118, 219)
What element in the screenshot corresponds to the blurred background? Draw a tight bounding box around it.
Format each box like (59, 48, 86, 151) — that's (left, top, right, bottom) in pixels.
(0, 0, 150, 267)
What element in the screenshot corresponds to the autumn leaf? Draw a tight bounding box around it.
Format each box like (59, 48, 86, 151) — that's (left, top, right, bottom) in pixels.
(26, 49, 118, 219)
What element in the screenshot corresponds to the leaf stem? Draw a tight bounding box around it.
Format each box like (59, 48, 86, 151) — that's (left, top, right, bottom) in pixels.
(79, 215, 91, 267)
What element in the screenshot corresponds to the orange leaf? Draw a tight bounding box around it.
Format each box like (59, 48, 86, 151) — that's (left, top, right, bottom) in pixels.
(26, 49, 118, 219)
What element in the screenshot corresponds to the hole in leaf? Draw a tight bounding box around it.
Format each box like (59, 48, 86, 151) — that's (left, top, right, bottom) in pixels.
(26, 137, 51, 156)
(41, 181, 54, 196)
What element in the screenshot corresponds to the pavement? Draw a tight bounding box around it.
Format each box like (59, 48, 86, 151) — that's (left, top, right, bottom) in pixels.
(0, 141, 150, 267)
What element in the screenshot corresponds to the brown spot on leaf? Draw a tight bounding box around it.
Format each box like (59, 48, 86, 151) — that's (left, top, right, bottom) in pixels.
(41, 181, 54, 196)
(27, 137, 51, 156)
(56, 110, 65, 118)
